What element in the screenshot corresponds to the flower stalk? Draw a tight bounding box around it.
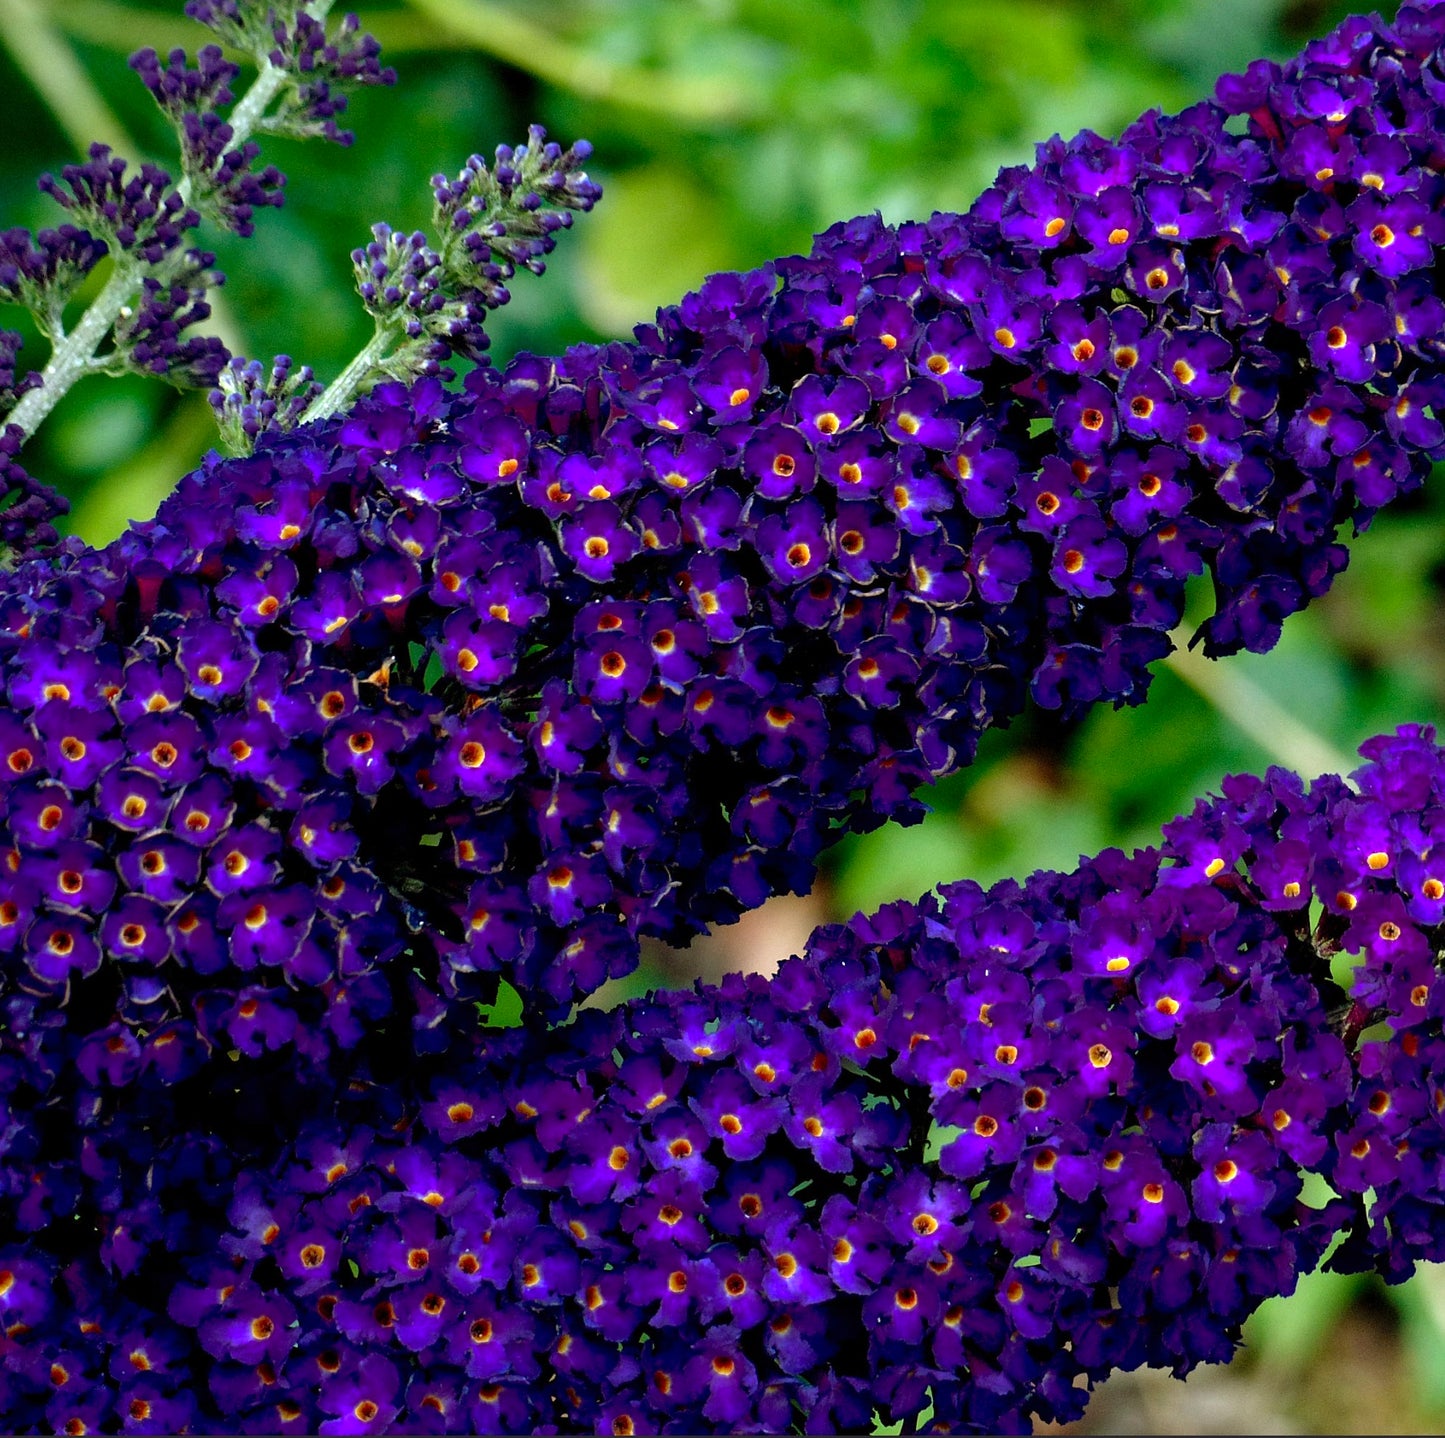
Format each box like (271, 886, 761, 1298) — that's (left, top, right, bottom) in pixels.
(0, 0, 393, 449)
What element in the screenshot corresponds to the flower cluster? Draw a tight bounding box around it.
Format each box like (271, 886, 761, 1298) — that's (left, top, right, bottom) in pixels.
(429, 129, 605, 290)
(8, 0, 1443, 1029)
(1155, 721, 1445, 1284)
(129, 43, 286, 238)
(0, 338, 39, 416)
(211, 355, 325, 453)
(327, 130, 605, 405)
(38, 145, 201, 266)
(8, 723, 1445, 1433)
(0, 225, 107, 328)
(182, 1, 395, 147)
(27, 142, 234, 391)
(267, 6, 395, 146)
(7, 3, 1445, 1433)
(0, 429, 68, 566)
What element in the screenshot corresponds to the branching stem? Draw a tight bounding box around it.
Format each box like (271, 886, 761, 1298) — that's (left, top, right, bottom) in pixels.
(4, 32, 295, 442)
(5, 258, 140, 435)
(303, 320, 399, 424)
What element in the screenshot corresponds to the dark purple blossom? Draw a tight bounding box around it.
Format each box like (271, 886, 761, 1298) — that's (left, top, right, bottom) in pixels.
(7, 9, 1445, 1434)
(10, 723, 1443, 1432)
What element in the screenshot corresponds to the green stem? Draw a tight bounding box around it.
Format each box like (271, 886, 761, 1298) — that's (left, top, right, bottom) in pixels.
(0, 0, 252, 369)
(5, 259, 140, 436)
(0, 0, 131, 154)
(302, 321, 399, 424)
(224, 54, 291, 154)
(403, 0, 758, 123)
(1163, 630, 1356, 780)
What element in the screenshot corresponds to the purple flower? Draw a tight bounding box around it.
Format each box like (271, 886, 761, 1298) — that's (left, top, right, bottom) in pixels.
(1308, 295, 1392, 382)
(785, 374, 871, 439)
(196, 1287, 297, 1367)
(15, 3, 1440, 1030)
(754, 499, 829, 586)
(561, 503, 640, 583)
(432, 708, 524, 803)
(14, 12, 1445, 1435)
(1050, 516, 1128, 598)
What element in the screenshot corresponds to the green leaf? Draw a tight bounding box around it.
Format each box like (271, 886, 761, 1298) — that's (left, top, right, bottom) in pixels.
(574, 164, 734, 336)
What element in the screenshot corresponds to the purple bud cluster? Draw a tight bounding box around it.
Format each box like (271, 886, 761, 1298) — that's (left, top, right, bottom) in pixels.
(182, 0, 395, 138)
(340, 129, 603, 387)
(38, 145, 199, 266)
(182, 0, 244, 29)
(129, 42, 237, 119)
(22, 146, 229, 390)
(0, 427, 68, 565)
(430, 129, 603, 288)
(7, 724, 1445, 1434)
(267, 8, 397, 147)
(0, 8, 395, 414)
(0, 337, 40, 414)
(115, 250, 229, 389)
(0, 226, 107, 322)
(351, 225, 468, 367)
(130, 44, 286, 239)
(211, 355, 324, 452)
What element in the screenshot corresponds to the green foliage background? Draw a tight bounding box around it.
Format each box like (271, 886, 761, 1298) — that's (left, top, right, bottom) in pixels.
(4, 0, 1445, 1427)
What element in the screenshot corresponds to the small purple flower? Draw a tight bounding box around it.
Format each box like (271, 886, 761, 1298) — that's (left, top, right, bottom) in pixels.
(690, 1070, 786, 1161)
(1050, 516, 1128, 598)
(1308, 296, 1391, 382)
(681, 554, 751, 642)
(785, 373, 871, 439)
(976, 281, 1044, 358)
(219, 885, 315, 970)
(438, 610, 516, 688)
(1054, 379, 1117, 456)
(561, 503, 641, 583)
(196, 1287, 298, 1367)
(316, 1353, 401, 1436)
(694, 345, 768, 419)
(742, 420, 817, 501)
(755, 499, 829, 586)
(883, 380, 957, 448)
(842, 637, 919, 709)
(36, 704, 122, 788)
(1074, 185, 1141, 261)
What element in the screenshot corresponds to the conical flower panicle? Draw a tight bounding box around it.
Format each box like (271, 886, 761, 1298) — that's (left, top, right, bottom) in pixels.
(6, 4, 1445, 1433)
(11, 725, 1445, 1433)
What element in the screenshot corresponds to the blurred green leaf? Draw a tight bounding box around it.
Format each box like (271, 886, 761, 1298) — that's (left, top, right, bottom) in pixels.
(49, 375, 156, 475)
(66, 391, 214, 544)
(478, 977, 524, 1028)
(1397, 1265, 1445, 1413)
(1243, 1267, 1362, 1376)
(575, 163, 734, 335)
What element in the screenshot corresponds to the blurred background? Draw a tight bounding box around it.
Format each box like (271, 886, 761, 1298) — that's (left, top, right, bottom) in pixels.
(3, 0, 1445, 1429)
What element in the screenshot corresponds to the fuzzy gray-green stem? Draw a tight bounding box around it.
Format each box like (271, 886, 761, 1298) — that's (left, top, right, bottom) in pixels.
(301, 320, 400, 424)
(4, 42, 292, 442)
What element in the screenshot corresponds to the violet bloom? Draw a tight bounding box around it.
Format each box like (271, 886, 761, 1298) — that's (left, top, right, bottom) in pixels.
(12, 722, 1445, 1435)
(8, 0, 1445, 1027)
(13, 9, 1445, 1434)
